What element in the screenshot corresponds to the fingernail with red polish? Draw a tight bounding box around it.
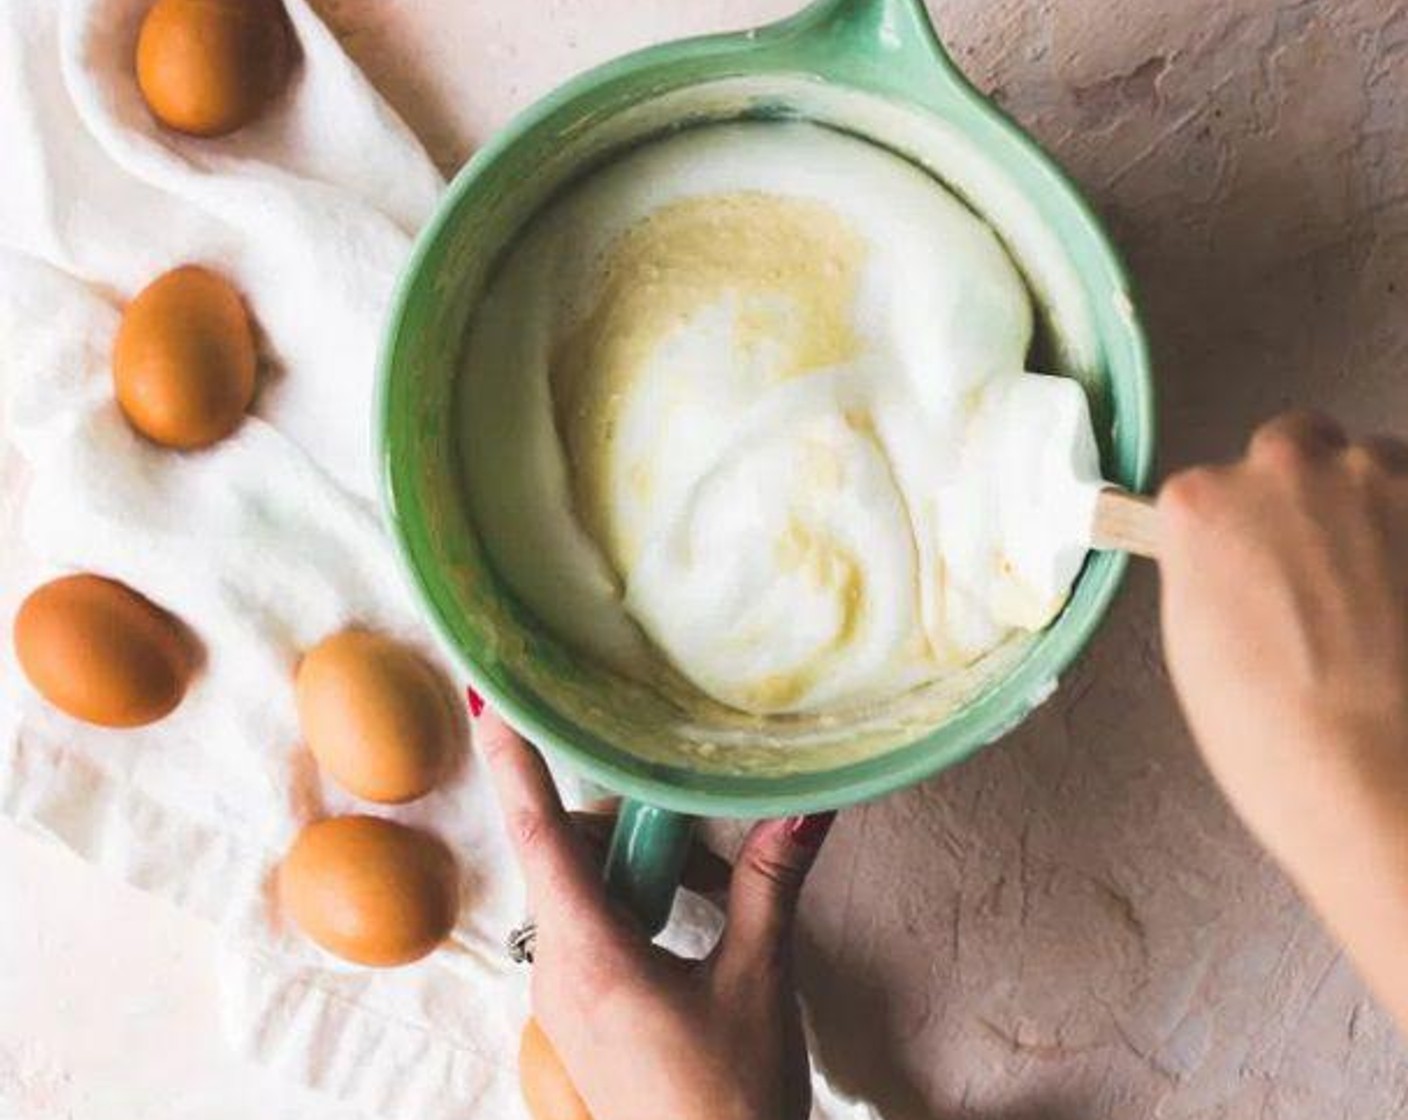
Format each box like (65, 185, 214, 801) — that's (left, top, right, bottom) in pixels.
(466, 686, 485, 718)
(786, 811, 837, 849)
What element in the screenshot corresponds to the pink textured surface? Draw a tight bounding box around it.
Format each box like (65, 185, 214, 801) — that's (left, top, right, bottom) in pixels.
(306, 1, 1408, 1116)
(0, 3, 1403, 1120)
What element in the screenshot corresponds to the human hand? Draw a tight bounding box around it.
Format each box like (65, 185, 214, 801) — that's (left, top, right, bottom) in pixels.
(476, 707, 834, 1120)
(1158, 411, 1408, 862)
(1157, 412, 1408, 1022)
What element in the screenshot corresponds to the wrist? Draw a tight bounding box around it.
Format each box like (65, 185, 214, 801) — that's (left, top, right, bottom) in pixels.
(1271, 734, 1408, 1030)
(1268, 722, 1408, 890)
(1213, 712, 1408, 886)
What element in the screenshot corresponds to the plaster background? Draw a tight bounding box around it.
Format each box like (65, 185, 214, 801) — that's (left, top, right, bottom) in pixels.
(2, 1, 1406, 1118)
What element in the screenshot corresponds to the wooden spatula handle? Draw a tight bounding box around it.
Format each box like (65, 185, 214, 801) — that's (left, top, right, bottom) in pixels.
(1091, 488, 1159, 558)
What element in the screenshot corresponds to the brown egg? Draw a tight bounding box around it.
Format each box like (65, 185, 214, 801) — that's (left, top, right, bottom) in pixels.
(520, 1019, 593, 1120)
(13, 574, 194, 728)
(295, 630, 455, 804)
(113, 265, 257, 450)
(277, 815, 458, 967)
(135, 0, 293, 138)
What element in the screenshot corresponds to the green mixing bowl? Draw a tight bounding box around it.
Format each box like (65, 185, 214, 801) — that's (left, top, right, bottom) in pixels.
(379, 0, 1154, 931)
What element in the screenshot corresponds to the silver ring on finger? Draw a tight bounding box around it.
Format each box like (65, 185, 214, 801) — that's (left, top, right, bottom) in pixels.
(507, 918, 538, 965)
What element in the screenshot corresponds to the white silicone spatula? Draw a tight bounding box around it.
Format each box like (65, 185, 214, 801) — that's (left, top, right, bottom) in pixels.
(983, 373, 1157, 612)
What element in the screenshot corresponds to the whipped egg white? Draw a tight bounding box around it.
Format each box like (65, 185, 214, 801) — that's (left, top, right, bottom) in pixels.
(461, 122, 1100, 715)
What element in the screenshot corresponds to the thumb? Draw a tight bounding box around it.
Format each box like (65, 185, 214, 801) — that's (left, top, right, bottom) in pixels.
(715, 812, 836, 984)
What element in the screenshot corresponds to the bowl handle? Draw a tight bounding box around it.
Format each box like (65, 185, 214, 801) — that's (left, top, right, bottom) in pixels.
(779, 0, 957, 74)
(604, 800, 695, 936)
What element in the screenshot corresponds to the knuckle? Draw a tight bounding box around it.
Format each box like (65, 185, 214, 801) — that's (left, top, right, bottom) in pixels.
(509, 806, 552, 853)
(1248, 410, 1345, 471)
(1250, 427, 1312, 473)
(742, 846, 806, 896)
(1340, 445, 1374, 476)
(1158, 467, 1220, 521)
(1344, 444, 1381, 476)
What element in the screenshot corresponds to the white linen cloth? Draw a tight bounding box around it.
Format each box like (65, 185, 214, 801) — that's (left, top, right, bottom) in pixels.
(0, 2, 880, 1118)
